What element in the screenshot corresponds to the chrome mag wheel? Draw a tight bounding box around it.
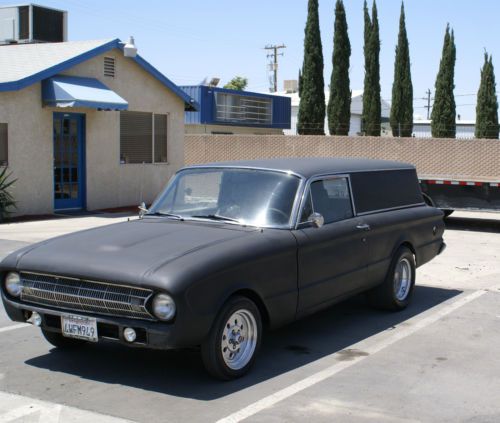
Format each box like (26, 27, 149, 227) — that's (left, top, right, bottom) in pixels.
(221, 309, 258, 370)
(394, 257, 412, 301)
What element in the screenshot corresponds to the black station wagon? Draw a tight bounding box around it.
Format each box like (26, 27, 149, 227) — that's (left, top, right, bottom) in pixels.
(1, 158, 446, 379)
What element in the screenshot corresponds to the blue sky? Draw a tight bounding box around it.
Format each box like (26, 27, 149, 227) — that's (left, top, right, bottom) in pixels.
(4, 0, 500, 119)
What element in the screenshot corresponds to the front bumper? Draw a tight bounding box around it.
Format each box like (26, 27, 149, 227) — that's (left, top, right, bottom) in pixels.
(2, 295, 190, 350)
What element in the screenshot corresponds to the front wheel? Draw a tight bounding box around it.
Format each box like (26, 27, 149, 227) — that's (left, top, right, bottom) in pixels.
(201, 296, 262, 380)
(368, 246, 416, 310)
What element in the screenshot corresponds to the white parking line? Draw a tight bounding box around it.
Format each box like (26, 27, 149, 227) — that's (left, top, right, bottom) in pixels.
(0, 391, 133, 423)
(217, 288, 488, 423)
(0, 323, 30, 334)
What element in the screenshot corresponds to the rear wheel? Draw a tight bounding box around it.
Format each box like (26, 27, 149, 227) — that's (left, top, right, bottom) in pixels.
(368, 246, 416, 310)
(201, 296, 262, 380)
(41, 328, 87, 349)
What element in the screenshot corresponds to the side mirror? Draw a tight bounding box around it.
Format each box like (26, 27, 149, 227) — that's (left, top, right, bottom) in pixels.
(138, 201, 148, 219)
(308, 212, 324, 228)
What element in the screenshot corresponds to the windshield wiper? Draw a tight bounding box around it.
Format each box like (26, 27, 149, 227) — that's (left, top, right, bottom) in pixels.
(146, 211, 184, 220)
(191, 214, 241, 223)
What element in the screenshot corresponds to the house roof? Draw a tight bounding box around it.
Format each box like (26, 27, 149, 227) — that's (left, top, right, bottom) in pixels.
(0, 38, 197, 110)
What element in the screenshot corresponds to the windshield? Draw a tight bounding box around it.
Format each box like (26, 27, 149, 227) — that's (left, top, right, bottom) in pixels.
(148, 168, 302, 228)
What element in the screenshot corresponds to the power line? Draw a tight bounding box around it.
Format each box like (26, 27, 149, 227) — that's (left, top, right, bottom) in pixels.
(423, 89, 432, 119)
(264, 44, 286, 93)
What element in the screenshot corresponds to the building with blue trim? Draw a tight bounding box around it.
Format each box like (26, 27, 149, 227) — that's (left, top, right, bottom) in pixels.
(0, 37, 196, 216)
(181, 85, 291, 135)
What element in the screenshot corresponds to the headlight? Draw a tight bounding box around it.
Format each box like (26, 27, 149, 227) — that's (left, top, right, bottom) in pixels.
(152, 293, 176, 321)
(5, 272, 21, 297)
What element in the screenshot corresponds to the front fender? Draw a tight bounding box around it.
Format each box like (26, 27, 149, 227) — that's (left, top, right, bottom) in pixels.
(155, 228, 298, 339)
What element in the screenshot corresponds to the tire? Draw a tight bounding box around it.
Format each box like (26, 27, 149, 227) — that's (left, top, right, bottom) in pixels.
(201, 296, 262, 380)
(368, 246, 416, 311)
(41, 328, 87, 349)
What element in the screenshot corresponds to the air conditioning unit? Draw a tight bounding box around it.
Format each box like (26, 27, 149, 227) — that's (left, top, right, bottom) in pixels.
(284, 80, 298, 94)
(0, 4, 67, 45)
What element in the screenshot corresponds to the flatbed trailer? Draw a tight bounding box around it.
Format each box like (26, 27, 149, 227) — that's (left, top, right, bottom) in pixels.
(419, 177, 500, 214)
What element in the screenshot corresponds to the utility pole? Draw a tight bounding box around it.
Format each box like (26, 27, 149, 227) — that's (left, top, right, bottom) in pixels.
(264, 44, 286, 92)
(424, 89, 432, 120)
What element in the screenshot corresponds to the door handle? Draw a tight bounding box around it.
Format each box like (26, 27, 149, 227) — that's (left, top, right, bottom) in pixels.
(356, 223, 371, 231)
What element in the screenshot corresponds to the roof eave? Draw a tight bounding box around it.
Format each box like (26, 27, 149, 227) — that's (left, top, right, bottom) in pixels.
(0, 38, 198, 111)
(0, 38, 122, 93)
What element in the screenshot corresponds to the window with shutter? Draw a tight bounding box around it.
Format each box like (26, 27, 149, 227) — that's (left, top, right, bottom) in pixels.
(0, 124, 8, 166)
(120, 112, 152, 164)
(154, 114, 168, 163)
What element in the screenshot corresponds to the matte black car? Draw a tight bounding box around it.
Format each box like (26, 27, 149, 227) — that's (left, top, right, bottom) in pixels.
(1, 158, 446, 379)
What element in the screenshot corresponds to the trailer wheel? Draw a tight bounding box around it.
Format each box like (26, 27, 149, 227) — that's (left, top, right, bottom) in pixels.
(422, 193, 434, 207)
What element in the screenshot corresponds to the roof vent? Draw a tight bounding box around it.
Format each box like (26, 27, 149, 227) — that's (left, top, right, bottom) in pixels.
(123, 36, 137, 58)
(104, 57, 115, 77)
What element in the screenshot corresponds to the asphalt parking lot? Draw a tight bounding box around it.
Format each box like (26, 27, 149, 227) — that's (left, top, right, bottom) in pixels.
(0, 211, 499, 422)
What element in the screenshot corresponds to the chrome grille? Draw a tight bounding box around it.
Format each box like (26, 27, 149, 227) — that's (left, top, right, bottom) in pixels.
(19, 272, 155, 320)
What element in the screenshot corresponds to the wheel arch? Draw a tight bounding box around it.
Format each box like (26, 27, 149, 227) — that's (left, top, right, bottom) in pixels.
(227, 289, 271, 329)
(398, 241, 417, 263)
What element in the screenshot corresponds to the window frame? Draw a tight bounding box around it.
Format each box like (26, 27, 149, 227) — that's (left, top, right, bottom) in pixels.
(296, 174, 356, 228)
(0, 123, 8, 167)
(119, 111, 169, 165)
(214, 92, 273, 126)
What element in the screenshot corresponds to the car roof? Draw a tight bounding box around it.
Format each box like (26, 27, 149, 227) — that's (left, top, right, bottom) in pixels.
(186, 157, 415, 179)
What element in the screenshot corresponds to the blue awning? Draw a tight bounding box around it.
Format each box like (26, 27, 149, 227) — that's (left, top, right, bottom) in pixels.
(42, 75, 128, 110)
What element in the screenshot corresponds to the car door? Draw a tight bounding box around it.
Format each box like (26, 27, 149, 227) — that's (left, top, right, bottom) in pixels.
(294, 175, 371, 316)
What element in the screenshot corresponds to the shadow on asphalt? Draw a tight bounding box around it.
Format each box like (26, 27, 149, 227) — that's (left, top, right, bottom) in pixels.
(25, 285, 461, 400)
(445, 216, 500, 233)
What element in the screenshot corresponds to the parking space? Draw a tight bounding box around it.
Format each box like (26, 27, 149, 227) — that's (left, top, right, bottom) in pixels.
(0, 211, 499, 422)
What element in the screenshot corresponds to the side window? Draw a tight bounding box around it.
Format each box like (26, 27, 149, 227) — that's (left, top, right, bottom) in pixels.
(310, 177, 353, 224)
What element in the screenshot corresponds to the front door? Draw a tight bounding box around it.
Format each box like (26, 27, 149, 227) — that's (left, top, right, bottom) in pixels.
(53, 113, 85, 210)
(295, 176, 370, 316)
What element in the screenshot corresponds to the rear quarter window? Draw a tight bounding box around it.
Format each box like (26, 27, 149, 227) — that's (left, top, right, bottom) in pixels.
(350, 169, 423, 214)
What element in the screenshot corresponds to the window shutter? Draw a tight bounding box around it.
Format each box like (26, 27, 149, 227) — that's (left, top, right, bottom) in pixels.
(104, 57, 115, 77)
(154, 114, 168, 163)
(0, 123, 7, 166)
(120, 112, 152, 163)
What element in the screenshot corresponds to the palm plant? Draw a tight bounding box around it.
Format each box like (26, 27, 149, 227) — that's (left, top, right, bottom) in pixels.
(0, 167, 17, 221)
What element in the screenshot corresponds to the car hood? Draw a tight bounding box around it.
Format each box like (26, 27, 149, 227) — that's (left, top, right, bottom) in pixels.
(11, 218, 260, 287)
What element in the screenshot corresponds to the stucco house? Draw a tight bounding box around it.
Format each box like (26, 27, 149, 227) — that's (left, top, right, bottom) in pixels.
(0, 38, 196, 216)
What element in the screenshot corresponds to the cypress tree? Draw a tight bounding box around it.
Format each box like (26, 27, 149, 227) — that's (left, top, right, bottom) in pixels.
(431, 25, 456, 138)
(475, 53, 499, 139)
(362, 0, 381, 136)
(327, 0, 351, 135)
(298, 0, 325, 135)
(390, 2, 413, 137)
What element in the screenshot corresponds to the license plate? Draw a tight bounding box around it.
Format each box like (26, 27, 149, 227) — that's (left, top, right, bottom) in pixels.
(61, 314, 98, 342)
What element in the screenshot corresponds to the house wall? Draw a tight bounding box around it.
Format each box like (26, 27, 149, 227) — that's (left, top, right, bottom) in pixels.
(0, 84, 53, 215)
(0, 48, 185, 215)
